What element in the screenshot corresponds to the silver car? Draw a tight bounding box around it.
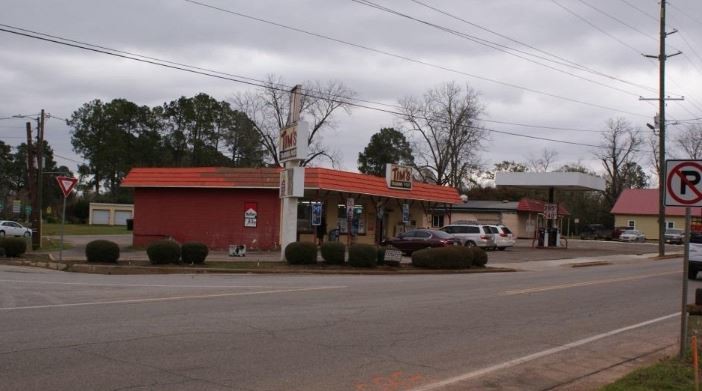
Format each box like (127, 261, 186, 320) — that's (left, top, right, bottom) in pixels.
(440, 224, 496, 248)
(488, 225, 515, 251)
(619, 229, 646, 242)
(0, 220, 32, 238)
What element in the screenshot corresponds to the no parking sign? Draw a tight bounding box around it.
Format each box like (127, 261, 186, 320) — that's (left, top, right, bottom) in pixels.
(666, 160, 702, 206)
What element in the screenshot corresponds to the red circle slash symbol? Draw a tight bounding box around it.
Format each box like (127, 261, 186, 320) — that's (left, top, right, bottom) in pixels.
(667, 162, 702, 205)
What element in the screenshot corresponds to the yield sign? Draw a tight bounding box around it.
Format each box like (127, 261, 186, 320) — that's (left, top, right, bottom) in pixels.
(56, 176, 78, 198)
(666, 160, 702, 206)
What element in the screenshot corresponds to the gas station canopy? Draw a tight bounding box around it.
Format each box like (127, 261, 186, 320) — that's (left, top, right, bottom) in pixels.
(495, 172, 606, 192)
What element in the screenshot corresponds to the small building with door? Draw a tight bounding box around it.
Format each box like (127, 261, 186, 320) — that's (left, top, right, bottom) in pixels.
(89, 203, 134, 226)
(611, 188, 702, 238)
(121, 167, 461, 250)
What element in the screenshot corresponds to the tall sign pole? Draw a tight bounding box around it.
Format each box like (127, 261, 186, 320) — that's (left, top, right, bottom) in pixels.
(56, 176, 77, 262)
(279, 85, 308, 261)
(664, 160, 702, 358)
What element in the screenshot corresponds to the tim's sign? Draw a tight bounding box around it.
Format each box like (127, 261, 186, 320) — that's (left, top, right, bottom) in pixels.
(279, 124, 308, 163)
(386, 164, 413, 190)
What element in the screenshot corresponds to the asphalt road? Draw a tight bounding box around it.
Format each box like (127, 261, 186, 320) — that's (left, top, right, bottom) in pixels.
(0, 254, 693, 390)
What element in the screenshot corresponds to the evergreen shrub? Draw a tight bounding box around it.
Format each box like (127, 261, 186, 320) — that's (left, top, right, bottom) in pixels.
(285, 241, 318, 265)
(321, 241, 345, 265)
(85, 240, 120, 263)
(348, 244, 377, 268)
(0, 237, 27, 257)
(181, 242, 209, 264)
(147, 240, 181, 265)
(411, 246, 472, 269)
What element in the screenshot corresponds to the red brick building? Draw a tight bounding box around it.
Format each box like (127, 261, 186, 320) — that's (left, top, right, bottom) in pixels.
(121, 167, 461, 250)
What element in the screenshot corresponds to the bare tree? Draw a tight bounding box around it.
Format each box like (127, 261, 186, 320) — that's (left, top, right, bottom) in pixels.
(526, 148, 559, 172)
(595, 117, 642, 207)
(646, 130, 661, 186)
(398, 82, 486, 188)
(230, 75, 355, 166)
(675, 123, 702, 159)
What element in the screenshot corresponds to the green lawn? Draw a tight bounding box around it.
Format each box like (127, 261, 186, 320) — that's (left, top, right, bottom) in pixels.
(42, 223, 129, 236)
(601, 356, 696, 391)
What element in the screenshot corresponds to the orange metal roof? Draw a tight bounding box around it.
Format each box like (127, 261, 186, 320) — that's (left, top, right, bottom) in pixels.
(122, 167, 461, 204)
(121, 167, 281, 189)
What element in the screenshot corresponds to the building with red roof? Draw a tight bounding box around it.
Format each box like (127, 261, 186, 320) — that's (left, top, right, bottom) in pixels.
(611, 188, 702, 238)
(121, 167, 461, 250)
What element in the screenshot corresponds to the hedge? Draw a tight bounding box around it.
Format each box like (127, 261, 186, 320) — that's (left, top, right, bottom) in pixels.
(411, 246, 476, 269)
(181, 242, 209, 264)
(321, 241, 345, 265)
(348, 244, 377, 268)
(285, 241, 318, 265)
(85, 240, 120, 263)
(376, 246, 386, 266)
(0, 237, 27, 257)
(147, 240, 181, 265)
(468, 247, 488, 267)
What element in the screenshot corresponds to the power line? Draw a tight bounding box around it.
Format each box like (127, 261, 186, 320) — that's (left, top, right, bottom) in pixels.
(617, 0, 658, 21)
(182, 0, 649, 118)
(0, 24, 619, 138)
(0, 24, 645, 153)
(575, 0, 658, 42)
(367, 0, 659, 96)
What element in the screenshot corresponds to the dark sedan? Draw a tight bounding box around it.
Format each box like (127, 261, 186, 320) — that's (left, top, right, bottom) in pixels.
(384, 229, 460, 255)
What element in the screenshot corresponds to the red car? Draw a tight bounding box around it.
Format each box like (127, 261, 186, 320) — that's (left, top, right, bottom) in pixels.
(384, 229, 460, 255)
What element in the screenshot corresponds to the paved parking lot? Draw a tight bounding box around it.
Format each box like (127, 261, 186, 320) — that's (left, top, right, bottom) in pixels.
(485, 238, 682, 264)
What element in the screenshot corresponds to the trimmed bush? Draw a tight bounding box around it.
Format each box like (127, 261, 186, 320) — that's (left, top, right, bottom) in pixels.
(411, 246, 472, 269)
(285, 241, 318, 265)
(348, 244, 377, 268)
(147, 240, 181, 265)
(0, 237, 27, 258)
(181, 242, 209, 264)
(376, 246, 386, 266)
(468, 247, 488, 267)
(321, 241, 345, 265)
(85, 240, 120, 263)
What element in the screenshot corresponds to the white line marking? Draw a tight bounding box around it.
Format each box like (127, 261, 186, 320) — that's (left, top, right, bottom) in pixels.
(409, 312, 679, 391)
(502, 271, 678, 295)
(0, 279, 283, 289)
(0, 286, 346, 311)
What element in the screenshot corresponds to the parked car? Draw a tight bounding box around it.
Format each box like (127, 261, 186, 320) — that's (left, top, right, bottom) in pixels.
(612, 226, 631, 240)
(689, 232, 702, 279)
(664, 228, 684, 244)
(0, 220, 32, 238)
(440, 224, 496, 249)
(384, 229, 460, 255)
(579, 224, 613, 240)
(618, 229, 646, 242)
(488, 225, 515, 251)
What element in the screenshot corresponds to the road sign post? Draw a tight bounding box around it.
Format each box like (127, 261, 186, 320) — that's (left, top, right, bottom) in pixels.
(56, 176, 77, 263)
(665, 160, 702, 357)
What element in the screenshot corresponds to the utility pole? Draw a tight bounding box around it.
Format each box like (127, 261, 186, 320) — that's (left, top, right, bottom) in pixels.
(641, 0, 682, 257)
(25, 122, 35, 229)
(34, 109, 45, 250)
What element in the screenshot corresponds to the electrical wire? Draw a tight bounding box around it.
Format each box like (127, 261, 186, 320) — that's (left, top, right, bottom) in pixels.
(0, 23, 631, 135)
(358, 0, 658, 96)
(182, 0, 649, 118)
(0, 24, 649, 153)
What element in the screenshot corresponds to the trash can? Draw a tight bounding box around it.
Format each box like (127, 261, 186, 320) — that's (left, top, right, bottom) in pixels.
(126, 218, 134, 231)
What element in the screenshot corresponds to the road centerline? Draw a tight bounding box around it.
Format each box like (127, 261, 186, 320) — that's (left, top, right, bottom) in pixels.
(0, 285, 347, 311)
(501, 270, 678, 296)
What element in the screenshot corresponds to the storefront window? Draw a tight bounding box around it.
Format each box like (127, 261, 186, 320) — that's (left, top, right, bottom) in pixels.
(297, 201, 314, 233)
(336, 203, 366, 235)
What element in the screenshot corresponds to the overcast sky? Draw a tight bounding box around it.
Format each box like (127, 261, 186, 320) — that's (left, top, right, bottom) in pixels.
(2, 0, 701, 181)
